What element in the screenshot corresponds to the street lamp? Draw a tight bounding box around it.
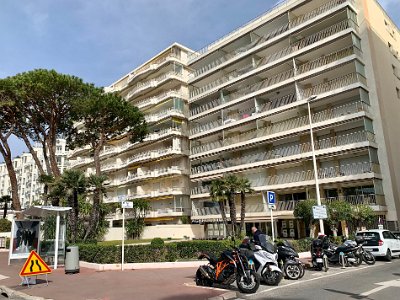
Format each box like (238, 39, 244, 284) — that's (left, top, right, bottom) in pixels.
(306, 95, 325, 234)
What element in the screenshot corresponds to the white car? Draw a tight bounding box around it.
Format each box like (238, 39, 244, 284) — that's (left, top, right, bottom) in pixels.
(356, 229, 400, 261)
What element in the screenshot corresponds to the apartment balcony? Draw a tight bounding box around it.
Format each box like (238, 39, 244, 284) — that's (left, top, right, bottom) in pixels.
(68, 145, 91, 158)
(123, 147, 188, 168)
(190, 100, 370, 158)
(188, 0, 353, 65)
(146, 208, 190, 219)
(191, 130, 376, 178)
(109, 167, 188, 187)
(145, 108, 186, 124)
(190, 18, 358, 102)
(70, 158, 92, 168)
(135, 89, 184, 110)
(127, 71, 185, 100)
(127, 53, 180, 85)
(130, 187, 190, 200)
(191, 161, 379, 198)
(191, 194, 381, 219)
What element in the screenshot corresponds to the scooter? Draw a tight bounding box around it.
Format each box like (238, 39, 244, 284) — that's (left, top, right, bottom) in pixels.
(311, 238, 328, 272)
(277, 240, 305, 280)
(246, 234, 283, 285)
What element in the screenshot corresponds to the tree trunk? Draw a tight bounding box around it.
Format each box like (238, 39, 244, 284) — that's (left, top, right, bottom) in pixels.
(218, 200, 230, 237)
(42, 140, 52, 176)
(19, 133, 46, 176)
(3, 202, 7, 219)
(228, 194, 237, 237)
(0, 138, 21, 215)
(48, 135, 61, 178)
(239, 192, 246, 235)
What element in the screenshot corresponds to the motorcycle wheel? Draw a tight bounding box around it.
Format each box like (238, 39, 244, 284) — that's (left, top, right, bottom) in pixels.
(363, 252, 376, 265)
(299, 264, 305, 279)
(347, 256, 362, 267)
(236, 270, 260, 294)
(195, 269, 213, 287)
(264, 270, 283, 286)
(284, 262, 302, 280)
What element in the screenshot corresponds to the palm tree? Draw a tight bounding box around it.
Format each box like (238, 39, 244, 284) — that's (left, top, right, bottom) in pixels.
(59, 169, 87, 243)
(224, 175, 239, 236)
(209, 179, 231, 236)
(38, 174, 55, 206)
(0, 195, 11, 219)
(236, 177, 254, 235)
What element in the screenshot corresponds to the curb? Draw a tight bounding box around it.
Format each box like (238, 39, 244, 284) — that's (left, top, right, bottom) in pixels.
(0, 286, 50, 300)
(80, 260, 205, 271)
(208, 291, 238, 300)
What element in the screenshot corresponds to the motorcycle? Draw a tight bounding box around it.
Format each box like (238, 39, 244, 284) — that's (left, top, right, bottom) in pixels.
(323, 238, 362, 267)
(196, 247, 260, 294)
(245, 234, 283, 285)
(276, 240, 305, 280)
(311, 238, 328, 272)
(354, 236, 375, 265)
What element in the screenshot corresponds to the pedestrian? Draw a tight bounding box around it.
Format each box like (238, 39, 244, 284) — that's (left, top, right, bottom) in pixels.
(251, 226, 262, 244)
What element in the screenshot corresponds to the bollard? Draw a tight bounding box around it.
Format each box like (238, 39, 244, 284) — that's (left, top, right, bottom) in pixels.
(340, 252, 346, 269)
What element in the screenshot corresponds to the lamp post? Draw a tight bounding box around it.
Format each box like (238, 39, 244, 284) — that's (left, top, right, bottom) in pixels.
(306, 95, 325, 234)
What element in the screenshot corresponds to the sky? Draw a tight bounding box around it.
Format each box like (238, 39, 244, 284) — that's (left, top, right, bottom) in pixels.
(1, 0, 399, 162)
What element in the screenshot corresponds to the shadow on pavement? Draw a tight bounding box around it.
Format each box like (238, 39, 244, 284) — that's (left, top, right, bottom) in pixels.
(324, 288, 369, 299)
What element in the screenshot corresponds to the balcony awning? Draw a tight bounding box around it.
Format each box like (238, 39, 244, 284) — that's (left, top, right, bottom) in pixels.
(23, 205, 71, 217)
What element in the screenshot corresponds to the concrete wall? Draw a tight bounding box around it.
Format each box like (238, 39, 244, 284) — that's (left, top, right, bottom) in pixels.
(103, 224, 205, 241)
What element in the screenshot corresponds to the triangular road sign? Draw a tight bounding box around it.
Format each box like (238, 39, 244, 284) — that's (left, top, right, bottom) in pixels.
(20, 250, 52, 276)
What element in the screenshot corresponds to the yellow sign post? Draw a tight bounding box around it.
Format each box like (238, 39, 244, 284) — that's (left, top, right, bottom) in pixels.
(19, 250, 51, 287)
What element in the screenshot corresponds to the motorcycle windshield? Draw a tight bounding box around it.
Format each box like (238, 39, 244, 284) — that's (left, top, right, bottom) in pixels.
(259, 234, 277, 253)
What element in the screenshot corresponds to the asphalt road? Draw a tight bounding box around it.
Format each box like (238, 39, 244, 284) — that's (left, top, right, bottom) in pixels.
(233, 258, 400, 300)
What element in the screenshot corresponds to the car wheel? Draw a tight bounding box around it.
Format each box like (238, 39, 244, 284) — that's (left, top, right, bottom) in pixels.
(385, 249, 392, 261)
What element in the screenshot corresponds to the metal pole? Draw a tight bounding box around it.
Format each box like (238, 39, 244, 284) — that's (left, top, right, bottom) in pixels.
(270, 207, 275, 242)
(307, 99, 324, 234)
(54, 212, 60, 270)
(122, 207, 125, 271)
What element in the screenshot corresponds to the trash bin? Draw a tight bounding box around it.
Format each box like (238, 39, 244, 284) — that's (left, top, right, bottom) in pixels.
(65, 246, 80, 274)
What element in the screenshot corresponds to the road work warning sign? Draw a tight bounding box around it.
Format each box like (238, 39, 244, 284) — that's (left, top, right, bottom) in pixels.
(19, 250, 52, 276)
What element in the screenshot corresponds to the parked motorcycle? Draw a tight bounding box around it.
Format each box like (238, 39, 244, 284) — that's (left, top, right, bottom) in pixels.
(196, 247, 260, 293)
(322, 237, 362, 267)
(244, 234, 283, 285)
(311, 238, 329, 272)
(276, 240, 305, 280)
(354, 236, 375, 265)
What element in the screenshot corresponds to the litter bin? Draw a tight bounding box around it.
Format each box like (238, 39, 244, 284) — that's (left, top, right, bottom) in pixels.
(65, 246, 80, 274)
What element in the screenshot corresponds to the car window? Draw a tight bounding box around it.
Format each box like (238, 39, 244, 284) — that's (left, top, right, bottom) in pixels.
(393, 232, 400, 239)
(388, 232, 397, 239)
(357, 232, 379, 240)
(382, 231, 392, 239)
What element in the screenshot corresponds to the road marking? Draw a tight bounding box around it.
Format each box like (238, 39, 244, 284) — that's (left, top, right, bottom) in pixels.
(184, 282, 228, 292)
(242, 263, 387, 298)
(359, 279, 400, 296)
(0, 274, 9, 281)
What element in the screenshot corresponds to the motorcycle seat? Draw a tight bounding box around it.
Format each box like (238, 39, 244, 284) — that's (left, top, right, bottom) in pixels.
(335, 245, 353, 253)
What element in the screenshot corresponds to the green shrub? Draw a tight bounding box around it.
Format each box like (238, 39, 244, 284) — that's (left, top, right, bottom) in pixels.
(150, 237, 164, 248)
(0, 219, 11, 232)
(291, 238, 313, 253)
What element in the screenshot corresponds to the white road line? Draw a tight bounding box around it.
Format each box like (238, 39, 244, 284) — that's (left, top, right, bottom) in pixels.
(243, 263, 386, 298)
(359, 286, 389, 296)
(0, 274, 9, 281)
(183, 282, 228, 292)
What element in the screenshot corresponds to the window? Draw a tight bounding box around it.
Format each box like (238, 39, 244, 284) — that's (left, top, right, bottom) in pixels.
(396, 87, 400, 99)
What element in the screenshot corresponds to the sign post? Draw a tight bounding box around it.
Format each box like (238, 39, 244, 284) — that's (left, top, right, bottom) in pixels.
(267, 191, 276, 242)
(121, 201, 133, 271)
(312, 205, 328, 220)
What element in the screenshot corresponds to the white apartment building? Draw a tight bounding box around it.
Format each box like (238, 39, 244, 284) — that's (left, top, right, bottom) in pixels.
(0, 139, 69, 209)
(69, 44, 194, 229)
(188, 0, 400, 238)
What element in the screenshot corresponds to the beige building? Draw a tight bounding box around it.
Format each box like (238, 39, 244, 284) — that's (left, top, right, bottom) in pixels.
(188, 0, 400, 238)
(69, 44, 194, 230)
(0, 139, 69, 209)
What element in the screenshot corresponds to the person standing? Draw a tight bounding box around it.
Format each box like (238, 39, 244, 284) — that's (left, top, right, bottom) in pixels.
(251, 226, 262, 244)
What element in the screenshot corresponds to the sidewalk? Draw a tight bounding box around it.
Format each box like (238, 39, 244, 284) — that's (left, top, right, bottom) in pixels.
(0, 253, 225, 300)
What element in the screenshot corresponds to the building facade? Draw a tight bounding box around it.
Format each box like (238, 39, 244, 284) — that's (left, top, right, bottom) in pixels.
(188, 0, 400, 238)
(69, 44, 194, 229)
(0, 139, 69, 210)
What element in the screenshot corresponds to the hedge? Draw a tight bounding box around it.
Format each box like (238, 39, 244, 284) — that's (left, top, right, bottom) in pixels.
(77, 240, 233, 264)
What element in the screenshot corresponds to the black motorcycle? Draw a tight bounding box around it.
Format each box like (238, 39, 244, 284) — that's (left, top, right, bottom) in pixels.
(276, 240, 305, 280)
(196, 247, 260, 294)
(323, 239, 362, 267)
(353, 236, 375, 265)
(311, 238, 328, 272)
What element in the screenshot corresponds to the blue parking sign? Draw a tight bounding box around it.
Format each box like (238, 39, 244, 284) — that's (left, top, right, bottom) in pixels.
(267, 191, 276, 207)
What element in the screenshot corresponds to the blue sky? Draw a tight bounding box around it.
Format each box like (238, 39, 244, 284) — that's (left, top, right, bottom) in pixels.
(1, 0, 399, 162)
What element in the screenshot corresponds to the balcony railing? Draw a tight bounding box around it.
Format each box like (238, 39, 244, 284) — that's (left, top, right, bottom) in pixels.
(188, 0, 350, 64)
(128, 53, 179, 84)
(145, 108, 185, 123)
(190, 18, 357, 100)
(322, 194, 377, 205)
(146, 208, 189, 218)
(124, 147, 184, 166)
(70, 158, 92, 168)
(191, 161, 376, 196)
(135, 89, 183, 109)
(191, 130, 375, 174)
(128, 71, 183, 99)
